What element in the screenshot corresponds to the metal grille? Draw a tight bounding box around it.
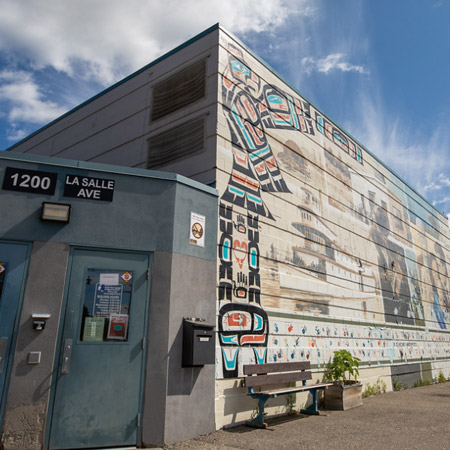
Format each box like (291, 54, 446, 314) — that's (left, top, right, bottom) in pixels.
(151, 60, 206, 121)
(147, 117, 205, 169)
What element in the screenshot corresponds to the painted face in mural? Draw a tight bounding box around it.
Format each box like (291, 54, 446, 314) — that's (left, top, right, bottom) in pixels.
(228, 60, 261, 97)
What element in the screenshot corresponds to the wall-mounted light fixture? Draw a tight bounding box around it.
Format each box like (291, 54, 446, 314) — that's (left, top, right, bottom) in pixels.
(41, 202, 71, 223)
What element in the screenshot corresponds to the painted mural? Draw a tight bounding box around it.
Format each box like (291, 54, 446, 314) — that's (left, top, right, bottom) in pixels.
(216, 39, 450, 380)
(217, 44, 314, 377)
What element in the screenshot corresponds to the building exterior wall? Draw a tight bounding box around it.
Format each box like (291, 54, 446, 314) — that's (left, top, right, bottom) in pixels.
(0, 152, 218, 448)
(214, 29, 449, 426)
(6, 24, 450, 436)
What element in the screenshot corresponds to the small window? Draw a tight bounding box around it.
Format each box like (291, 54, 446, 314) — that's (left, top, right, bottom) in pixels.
(147, 117, 205, 169)
(151, 60, 206, 121)
(80, 269, 133, 342)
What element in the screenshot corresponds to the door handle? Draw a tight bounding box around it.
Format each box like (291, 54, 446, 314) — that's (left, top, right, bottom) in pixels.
(61, 339, 73, 374)
(0, 338, 8, 373)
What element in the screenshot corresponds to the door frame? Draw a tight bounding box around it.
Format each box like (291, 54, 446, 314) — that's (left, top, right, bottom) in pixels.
(44, 246, 153, 450)
(0, 240, 31, 431)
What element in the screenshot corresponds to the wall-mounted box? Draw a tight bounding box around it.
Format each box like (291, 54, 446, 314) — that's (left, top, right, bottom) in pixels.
(182, 319, 215, 367)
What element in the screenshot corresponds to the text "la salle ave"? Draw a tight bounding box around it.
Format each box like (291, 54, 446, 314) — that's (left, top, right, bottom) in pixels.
(64, 174, 115, 201)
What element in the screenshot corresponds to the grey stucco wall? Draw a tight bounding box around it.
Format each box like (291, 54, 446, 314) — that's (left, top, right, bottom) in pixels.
(142, 252, 217, 447)
(142, 251, 172, 446)
(2, 241, 69, 450)
(0, 153, 217, 261)
(164, 252, 216, 445)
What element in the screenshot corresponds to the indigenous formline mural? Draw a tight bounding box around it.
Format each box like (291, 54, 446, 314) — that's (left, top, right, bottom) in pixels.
(216, 40, 449, 379)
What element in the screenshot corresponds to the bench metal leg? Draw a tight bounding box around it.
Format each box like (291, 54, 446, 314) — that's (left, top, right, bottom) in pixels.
(246, 395, 269, 428)
(300, 388, 321, 415)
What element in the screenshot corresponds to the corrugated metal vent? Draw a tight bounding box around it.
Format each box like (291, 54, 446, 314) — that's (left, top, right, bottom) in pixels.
(147, 117, 205, 169)
(151, 60, 206, 121)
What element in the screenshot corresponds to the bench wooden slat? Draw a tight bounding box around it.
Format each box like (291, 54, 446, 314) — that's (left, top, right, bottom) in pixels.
(243, 361, 311, 375)
(255, 382, 333, 397)
(244, 370, 312, 388)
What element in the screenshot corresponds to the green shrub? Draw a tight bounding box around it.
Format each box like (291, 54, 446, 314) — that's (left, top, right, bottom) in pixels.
(325, 350, 361, 384)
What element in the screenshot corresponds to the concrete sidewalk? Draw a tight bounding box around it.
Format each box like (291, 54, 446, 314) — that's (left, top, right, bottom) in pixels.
(166, 382, 450, 449)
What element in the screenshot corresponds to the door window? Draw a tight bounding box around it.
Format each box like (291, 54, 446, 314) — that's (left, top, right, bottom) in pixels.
(80, 269, 134, 342)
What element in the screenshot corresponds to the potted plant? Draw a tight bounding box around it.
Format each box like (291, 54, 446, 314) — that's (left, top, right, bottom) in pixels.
(324, 349, 363, 410)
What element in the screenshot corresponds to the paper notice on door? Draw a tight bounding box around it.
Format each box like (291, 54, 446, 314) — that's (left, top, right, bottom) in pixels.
(82, 317, 106, 341)
(107, 314, 129, 340)
(93, 284, 123, 317)
(99, 273, 119, 285)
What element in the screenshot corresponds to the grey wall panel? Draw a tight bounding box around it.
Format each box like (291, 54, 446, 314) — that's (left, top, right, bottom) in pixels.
(391, 363, 422, 388)
(142, 252, 216, 446)
(142, 251, 172, 447)
(172, 183, 218, 262)
(44, 88, 152, 158)
(164, 253, 217, 445)
(88, 140, 148, 167)
(0, 154, 218, 260)
(50, 112, 149, 162)
(1, 242, 69, 450)
(0, 165, 177, 253)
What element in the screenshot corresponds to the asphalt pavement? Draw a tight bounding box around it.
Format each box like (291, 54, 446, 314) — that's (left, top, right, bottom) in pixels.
(165, 382, 450, 450)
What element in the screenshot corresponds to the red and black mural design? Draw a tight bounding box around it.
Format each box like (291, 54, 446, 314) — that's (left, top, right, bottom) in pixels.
(218, 44, 315, 377)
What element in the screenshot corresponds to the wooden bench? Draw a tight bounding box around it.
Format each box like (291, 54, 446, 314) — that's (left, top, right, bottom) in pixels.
(243, 361, 332, 428)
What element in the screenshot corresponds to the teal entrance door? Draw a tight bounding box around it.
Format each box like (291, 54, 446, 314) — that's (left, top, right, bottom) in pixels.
(49, 249, 151, 449)
(0, 242, 29, 423)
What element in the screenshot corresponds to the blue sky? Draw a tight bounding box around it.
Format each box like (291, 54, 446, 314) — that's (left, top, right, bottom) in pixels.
(0, 0, 449, 221)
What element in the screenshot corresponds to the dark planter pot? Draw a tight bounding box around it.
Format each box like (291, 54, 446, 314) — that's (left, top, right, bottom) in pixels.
(324, 382, 363, 410)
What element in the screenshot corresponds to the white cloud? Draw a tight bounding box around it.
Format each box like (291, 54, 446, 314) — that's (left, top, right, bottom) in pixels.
(302, 53, 369, 76)
(433, 196, 450, 206)
(423, 173, 450, 191)
(0, 70, 68, 125)
(5, 127, 27, 142)
(0, 0, 311, 86)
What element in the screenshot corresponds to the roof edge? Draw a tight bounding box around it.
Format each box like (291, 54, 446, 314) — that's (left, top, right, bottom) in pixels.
(0, 151, 218, 197)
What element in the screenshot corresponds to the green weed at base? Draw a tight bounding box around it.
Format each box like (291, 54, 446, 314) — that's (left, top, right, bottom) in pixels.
(362, 378, 387, 398)
(437, 372, 447, 384)
(392, 377, 408, 391)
